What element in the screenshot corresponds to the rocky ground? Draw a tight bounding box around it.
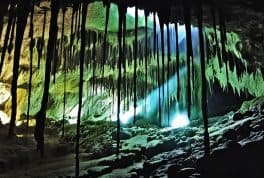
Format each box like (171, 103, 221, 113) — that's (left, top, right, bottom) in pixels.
(0, 98, 263, 178)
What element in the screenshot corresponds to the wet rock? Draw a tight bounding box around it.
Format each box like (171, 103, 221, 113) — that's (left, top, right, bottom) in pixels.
(183, 129, 196, 137)
(175, 167, 196, 178)
(147, 135, 157, 142)
(182, 157, 196, 167)
(129, 172, 138, 178)
(87, 166, 111, 177)
(223, 129, 237, 141)
(167, 164, 181, 178)
(178, 140, 188, 147)
(143, 159, 167, 176)
(224, 140, 242, 150)
(112, 129, 133, 140)
(79, 153, 92, 160)
(99, 153, 136, 170)
(236, 120, 252, 137)
(233, 111, 254, 121)
(252, 124, 262, 132)
(145, 138, 178, 158)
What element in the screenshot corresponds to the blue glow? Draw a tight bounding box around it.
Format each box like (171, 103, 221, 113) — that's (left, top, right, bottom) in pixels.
(111, 16, 199, 128)
(171, 113, 189, 128)
(119, 105, 143, 124)
(127, 7, 145, 17)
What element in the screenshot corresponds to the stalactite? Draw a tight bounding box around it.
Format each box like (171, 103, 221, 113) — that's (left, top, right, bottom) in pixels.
(34, 0, 60, 156)
(75, 1, 88, 176)
(7, 15, 16, 54)
(175, 21, 180, 101)
(126, 75, 130, 110)
(144, 11, 148, 111)
(198, 0, 210, 157)
(8, 0, 30, 138)
(38, 7, 49, 69)
(0, 1, 9, 42)
(92, 33, 97, 95)
(184, 1, 193, 118)
(69, 5, 75, 61)
(102, 2, 110, 79)
(0, 1, 15, 74)
(52, 41, 59, 84)
(37, 7, 48, 69)
(133, 3, 138, 124)
(77, 2, 82, 42)
(74, 2, 79, 37)
(26, 0, 35, 131)
(211, 5, 222, 67)
(61, 6, 66, 137)
(160, 23, 165, 112)
(123, 12, 127, 110)
(153, 12, 157, 60)
(116, 3, 125, 156)
(219, 7, 229, 83)
(157, 34, 162, 127)
(166, 23, 171, 124)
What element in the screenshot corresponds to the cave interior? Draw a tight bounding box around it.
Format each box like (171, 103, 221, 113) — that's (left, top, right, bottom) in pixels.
(0, 0, 264, 177)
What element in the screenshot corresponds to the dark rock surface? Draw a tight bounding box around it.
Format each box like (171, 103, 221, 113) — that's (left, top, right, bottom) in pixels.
(0, 99, 264, 178)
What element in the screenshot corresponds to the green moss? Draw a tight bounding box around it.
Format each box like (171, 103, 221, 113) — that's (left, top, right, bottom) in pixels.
(205, 27, 264, 98)
(86, 2, 152, 32)
(240, 96, 264, 113)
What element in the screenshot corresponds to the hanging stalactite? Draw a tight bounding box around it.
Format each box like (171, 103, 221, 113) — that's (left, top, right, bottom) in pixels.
(153, 12, 157, 60)
(166, 23, 171, 124)
(116, 2, 126, 156)
(144, 11, 148, 111)
(183, 1, 193, 119)
(69, 3, 76, 62)
(92, 32, 97, 95)
(160, 23, 165, 110)
(175, 20, 180, 102)
(61, 5, 67, 137)
(34, 0, 60, 156)
(211, 3, 222, 67)
(198, 0, 210, 157)
(8, 0, 31, 138)
(218, 6, 229, 83)
(7, 14, 16, 54)
(37, 6, 48, 69)
(52, 41, 59, 84)
(0, 1, 16, 74)
(133, 2, 138, 124)
(101, 1, 110, 79)
(122, 11, 127, 110)
(75, 1, 88, 176)
(74, 2, 79, 38)
(0, 1, 9, 42)
(76, 1, 82, 42)
(26, 0, 35, 131)
(157, 34, 162, 127)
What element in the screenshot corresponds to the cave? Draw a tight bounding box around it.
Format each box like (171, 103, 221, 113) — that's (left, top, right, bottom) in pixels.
(0, 0, 264, 177)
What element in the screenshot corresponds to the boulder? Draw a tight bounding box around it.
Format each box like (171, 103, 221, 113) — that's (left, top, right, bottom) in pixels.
(112, 129, 133, 140)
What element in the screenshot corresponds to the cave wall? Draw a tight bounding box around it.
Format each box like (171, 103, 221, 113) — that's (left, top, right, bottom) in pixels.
(0, 0, 263, 125)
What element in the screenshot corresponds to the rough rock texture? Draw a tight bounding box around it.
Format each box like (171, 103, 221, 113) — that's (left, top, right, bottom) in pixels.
(0, 98, 263, 178)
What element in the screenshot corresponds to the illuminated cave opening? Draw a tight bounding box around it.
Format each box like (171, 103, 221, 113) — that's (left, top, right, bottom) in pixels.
(0, 1, 263, 177)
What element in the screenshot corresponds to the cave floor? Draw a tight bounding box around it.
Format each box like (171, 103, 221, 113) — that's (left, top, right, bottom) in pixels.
(0, 103, 264, 178)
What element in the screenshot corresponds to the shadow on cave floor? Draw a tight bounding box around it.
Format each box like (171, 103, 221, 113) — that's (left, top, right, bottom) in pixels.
(0, 97, 264, 178)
